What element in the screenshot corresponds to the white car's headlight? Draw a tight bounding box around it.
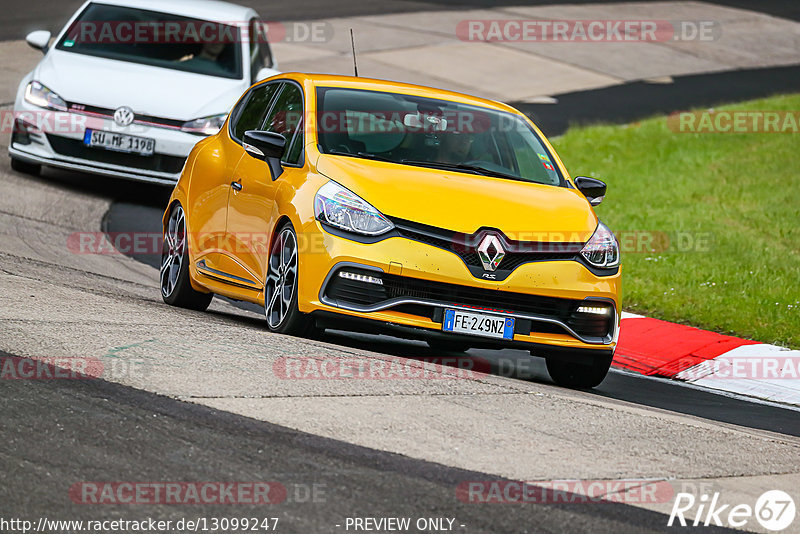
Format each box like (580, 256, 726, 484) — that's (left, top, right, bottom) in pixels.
(24, 81, 67, 111)
(314, 181, 394, 236)
(180, 114, 227, 136)
(580, 222, 620, 269)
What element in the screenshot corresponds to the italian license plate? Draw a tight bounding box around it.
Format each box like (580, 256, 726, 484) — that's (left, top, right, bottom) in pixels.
(83, 129, 155, 156)
(442, 309, 515, 340)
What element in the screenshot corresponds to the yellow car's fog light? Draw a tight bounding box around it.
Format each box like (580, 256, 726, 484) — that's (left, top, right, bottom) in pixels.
(338, 271, 384, 285)
(576, 305, 611, 315)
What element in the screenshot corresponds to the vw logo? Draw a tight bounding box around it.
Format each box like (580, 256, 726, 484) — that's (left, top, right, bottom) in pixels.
(477, 234, 505, 272)
(113, 106, 135, 127)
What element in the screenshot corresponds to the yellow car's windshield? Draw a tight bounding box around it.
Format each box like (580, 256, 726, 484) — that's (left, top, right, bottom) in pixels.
(316, 87, 563, 186)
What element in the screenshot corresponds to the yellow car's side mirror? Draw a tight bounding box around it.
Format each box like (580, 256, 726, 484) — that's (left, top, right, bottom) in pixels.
(575, 176, 607, 206)
(243, 130, 286, 180)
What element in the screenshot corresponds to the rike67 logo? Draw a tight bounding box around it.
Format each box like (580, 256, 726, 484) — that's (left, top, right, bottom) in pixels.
(669, 490, 796, 531)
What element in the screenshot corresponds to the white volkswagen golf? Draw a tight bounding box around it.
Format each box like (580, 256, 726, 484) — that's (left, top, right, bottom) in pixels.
(9, 0, 279, 185)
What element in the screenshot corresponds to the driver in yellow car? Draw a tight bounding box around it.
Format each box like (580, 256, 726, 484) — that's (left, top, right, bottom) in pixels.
(437, 131, 475, 164)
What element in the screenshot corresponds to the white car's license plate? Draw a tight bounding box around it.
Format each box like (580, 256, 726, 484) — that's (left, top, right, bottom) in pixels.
(83, 129, 155, 156)
(442, 309, 515, 340)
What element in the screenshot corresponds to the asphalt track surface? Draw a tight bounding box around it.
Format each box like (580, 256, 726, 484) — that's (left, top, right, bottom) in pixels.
(1, 0, 799, 42)
(2, 352, 742, 533)
(516, 65, 800, 136)
(3, 1, 800, 532)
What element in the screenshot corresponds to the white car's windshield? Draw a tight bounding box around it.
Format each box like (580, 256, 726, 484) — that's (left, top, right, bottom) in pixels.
(316, 87, 563, 186)
(55, 3, 243, 79)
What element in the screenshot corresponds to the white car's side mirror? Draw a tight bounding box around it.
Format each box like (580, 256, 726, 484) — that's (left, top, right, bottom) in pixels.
(255, 67, 281, 82)
(26, 31, 51, 53)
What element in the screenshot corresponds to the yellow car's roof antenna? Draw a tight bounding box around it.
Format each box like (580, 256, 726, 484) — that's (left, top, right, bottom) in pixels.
(350, 28, 359, 77)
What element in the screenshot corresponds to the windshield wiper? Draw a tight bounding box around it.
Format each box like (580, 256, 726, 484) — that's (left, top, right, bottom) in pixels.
(356, 152, 398, 163)
(401, 160, 527, 182)
(326, 150, 398, 163)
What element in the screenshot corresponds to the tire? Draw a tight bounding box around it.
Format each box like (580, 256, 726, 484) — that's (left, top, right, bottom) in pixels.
(264, 222, 314, 336)
(546, 353, 613, 389)
(426, 338, 471, 353)
(10, 157, 41, 176)
(160, 203, 213, 311)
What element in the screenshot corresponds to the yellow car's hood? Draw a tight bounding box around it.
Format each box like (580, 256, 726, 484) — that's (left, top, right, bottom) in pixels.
(317, 155, 597, 242)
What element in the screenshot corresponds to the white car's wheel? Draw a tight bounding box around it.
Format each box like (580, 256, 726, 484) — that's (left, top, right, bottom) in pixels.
(10, 157, 40, 176)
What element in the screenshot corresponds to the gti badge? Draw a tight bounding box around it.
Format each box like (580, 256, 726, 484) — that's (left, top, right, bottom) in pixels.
(113, 106, 135, 127)
(477, 234, 505, 272)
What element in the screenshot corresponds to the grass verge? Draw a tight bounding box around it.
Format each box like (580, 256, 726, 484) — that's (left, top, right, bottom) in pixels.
(552, 94, 800, 348)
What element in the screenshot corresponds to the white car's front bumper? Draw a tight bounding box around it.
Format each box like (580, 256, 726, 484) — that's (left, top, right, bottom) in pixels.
(9, 99, 208, 186)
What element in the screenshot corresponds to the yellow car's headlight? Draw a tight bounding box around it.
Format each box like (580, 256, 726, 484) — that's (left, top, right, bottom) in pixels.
(580, 222, 620, 269)
(314, 181, 394, 236)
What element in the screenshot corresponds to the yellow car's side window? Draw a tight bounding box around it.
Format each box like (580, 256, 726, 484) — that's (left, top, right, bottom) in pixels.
(231, 83, 279, 142)
(263, 84, 304, 165)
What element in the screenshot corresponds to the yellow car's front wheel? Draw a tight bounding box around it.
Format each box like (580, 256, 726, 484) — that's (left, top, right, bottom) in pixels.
(265, 222, 314, 336)
(545, 354, 613, 389)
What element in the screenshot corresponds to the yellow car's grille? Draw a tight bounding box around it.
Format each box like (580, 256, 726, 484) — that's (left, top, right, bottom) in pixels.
(324, 268, 613, 341)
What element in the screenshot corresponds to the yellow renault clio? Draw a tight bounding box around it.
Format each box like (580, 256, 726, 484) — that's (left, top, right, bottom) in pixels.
(161, 73, 621, 388)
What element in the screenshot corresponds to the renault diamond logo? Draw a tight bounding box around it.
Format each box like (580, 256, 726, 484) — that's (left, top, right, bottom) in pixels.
(477, 234, 505, 272)
(113, 106, 135, 127)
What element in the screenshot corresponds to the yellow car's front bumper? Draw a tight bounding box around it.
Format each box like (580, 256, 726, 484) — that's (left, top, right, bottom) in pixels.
(296, 220, 620, 357)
